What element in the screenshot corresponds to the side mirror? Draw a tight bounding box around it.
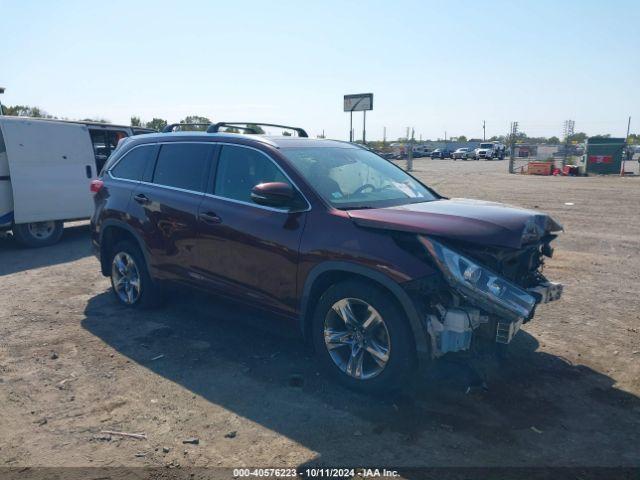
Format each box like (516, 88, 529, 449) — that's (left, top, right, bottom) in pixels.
(251, 182, 295, 208)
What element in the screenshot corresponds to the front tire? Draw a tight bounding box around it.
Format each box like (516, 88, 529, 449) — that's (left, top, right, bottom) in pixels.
(12, 221, 64, 248)
(312, 280, 415, 393)
(109, 240, 161, 308)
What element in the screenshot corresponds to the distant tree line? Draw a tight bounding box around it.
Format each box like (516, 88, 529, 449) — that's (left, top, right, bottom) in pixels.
(2, 104, 637, 144)
(2, 104, 109, 123)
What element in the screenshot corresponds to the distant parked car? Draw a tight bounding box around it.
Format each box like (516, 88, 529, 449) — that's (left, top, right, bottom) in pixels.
(412, 146, 431, 158)
(431, 148, 452, 159)
(452, 147, 474, 160)
(475, 142, 506, 160)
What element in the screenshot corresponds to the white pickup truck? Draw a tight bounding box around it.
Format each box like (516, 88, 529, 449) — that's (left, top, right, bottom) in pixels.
(474, 142, 506, 160)
(0, 117, 153, 247)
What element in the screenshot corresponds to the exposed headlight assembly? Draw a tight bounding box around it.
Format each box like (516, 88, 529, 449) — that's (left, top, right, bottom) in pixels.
(418, 236, 536, 321)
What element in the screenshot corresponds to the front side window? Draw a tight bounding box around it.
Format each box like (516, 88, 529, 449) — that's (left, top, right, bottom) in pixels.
(282, 147, 437, 209)
(153, 143, 211, 192)
(214, 145, 290, 203)
(110, 145, 155, 181)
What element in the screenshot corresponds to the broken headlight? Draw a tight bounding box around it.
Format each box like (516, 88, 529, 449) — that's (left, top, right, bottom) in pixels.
(418, 236, 536, 321)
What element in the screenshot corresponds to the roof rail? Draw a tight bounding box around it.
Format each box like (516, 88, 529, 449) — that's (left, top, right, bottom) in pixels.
(206, 122, 308, 137)
(162, 123, 211, 133)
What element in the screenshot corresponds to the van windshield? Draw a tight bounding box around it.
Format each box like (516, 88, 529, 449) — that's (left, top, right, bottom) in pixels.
(282, 147, 437, 209)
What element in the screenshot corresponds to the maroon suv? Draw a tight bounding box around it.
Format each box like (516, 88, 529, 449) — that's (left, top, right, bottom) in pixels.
(90, 123, 563, 393)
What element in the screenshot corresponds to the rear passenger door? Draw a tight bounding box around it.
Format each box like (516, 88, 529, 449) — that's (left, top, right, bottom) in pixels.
(129, 142, 215, 281)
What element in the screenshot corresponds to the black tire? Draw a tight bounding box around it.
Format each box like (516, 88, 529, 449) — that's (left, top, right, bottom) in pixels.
(12, 221, 64, 248)
(108, 240, 162, 308)
(311, 280, 415, 394)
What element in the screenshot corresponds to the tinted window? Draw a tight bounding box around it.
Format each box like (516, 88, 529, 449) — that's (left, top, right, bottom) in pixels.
(110, 145, 155, 181)
(153, 143, 211, 192)
(214, 145, 289, 203)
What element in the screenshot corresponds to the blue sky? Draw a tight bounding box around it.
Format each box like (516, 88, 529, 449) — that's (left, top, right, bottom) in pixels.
(1, 0, 638, 140)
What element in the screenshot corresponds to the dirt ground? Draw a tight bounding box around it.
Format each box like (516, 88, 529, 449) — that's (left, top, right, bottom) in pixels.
(1, 159, 639, 472)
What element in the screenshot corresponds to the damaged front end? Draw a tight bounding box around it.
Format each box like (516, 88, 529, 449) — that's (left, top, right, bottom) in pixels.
(404, 232, 563, 358)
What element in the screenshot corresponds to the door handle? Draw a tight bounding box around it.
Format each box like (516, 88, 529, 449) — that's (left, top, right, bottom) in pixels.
(85, 165, 93, 179)
(134, 193, 150, 205)
(199, 211, 222, 224)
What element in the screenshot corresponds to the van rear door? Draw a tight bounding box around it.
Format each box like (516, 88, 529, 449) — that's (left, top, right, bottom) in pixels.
(3, 118, 97, 224)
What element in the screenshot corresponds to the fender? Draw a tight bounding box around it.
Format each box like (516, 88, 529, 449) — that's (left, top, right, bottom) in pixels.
(98, 219, 153, 277)
(299, 261, 429, 359)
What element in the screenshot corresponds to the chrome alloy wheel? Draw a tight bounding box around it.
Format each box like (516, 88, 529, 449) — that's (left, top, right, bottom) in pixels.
(111, 252, 141, 305)
(27, 221, 56, 240)
(324, 298, 391, 380)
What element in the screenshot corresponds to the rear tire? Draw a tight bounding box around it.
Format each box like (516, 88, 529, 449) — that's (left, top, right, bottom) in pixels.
(109, 240, 162, 308)
(12, 221, 64, 248)
(312, 280, 415, 394)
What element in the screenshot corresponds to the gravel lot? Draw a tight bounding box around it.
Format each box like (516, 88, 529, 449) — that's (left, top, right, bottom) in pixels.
(1, 159, 639, 470)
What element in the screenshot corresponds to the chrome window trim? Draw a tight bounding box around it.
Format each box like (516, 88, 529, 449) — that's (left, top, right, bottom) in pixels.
(108, 140, 311, 214)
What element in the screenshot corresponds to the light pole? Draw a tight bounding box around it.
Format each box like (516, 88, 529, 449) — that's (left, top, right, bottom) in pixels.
(0, 87, 5, 115)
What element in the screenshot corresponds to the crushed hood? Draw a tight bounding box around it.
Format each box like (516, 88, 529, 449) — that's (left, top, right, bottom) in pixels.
(347, 198, 562, 249)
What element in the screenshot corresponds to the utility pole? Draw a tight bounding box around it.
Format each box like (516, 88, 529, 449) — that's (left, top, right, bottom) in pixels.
(383, 126, 387, 146)
(349, 111, 353, 142)
(483, 120, 486, 141)
(407, 127, 415, 172)
(508, 121, 519, 173)
(363, 110, 366, 144)
(563, 120, 575, 168)
(621, 116, 631, 176)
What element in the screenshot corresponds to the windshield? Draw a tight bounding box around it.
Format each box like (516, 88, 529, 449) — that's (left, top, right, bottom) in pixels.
(479, 143, 493, 149)
(282, 147, 437, 209)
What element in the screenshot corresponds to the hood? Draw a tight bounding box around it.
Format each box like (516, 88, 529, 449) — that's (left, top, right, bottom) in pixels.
(347, 198, 562, 249)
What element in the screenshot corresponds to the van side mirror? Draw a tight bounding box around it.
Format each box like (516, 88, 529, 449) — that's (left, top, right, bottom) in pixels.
(251, 182, 295, 208)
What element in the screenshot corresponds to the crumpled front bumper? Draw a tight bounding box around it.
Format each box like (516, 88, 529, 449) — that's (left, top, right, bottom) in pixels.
(528, 281, 563, 304)
(495, 281, 563, 344)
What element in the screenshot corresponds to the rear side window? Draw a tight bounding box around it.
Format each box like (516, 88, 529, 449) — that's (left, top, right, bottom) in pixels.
(153, 143, 211, 192)
(110, 145, 155, 181)
(214, 145, 289, 203)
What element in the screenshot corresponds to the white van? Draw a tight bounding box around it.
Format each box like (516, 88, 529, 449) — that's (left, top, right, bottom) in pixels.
(0, 117, 153, 247)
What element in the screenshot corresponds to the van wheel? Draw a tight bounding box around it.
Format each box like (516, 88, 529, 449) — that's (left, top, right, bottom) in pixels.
(12, 221, 64, 248)
(312, 280, 414, 394)
(109, 240, 162, 308)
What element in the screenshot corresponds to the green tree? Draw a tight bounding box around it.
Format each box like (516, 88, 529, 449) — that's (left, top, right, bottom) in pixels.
(179, 115, 211, 131)
(82, 117, 110, 123)
(567, 132, 587, 143)
(456, 135, 467, 142)
(3, 104, 54, 118)
(246, 123, 265, 134)
(145, 118, 168, 132)
(547, 136, 560, 144)
(130, 116, 142, 127)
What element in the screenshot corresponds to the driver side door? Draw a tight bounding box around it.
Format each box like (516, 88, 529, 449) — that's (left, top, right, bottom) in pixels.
(193, 144, 309, 317)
